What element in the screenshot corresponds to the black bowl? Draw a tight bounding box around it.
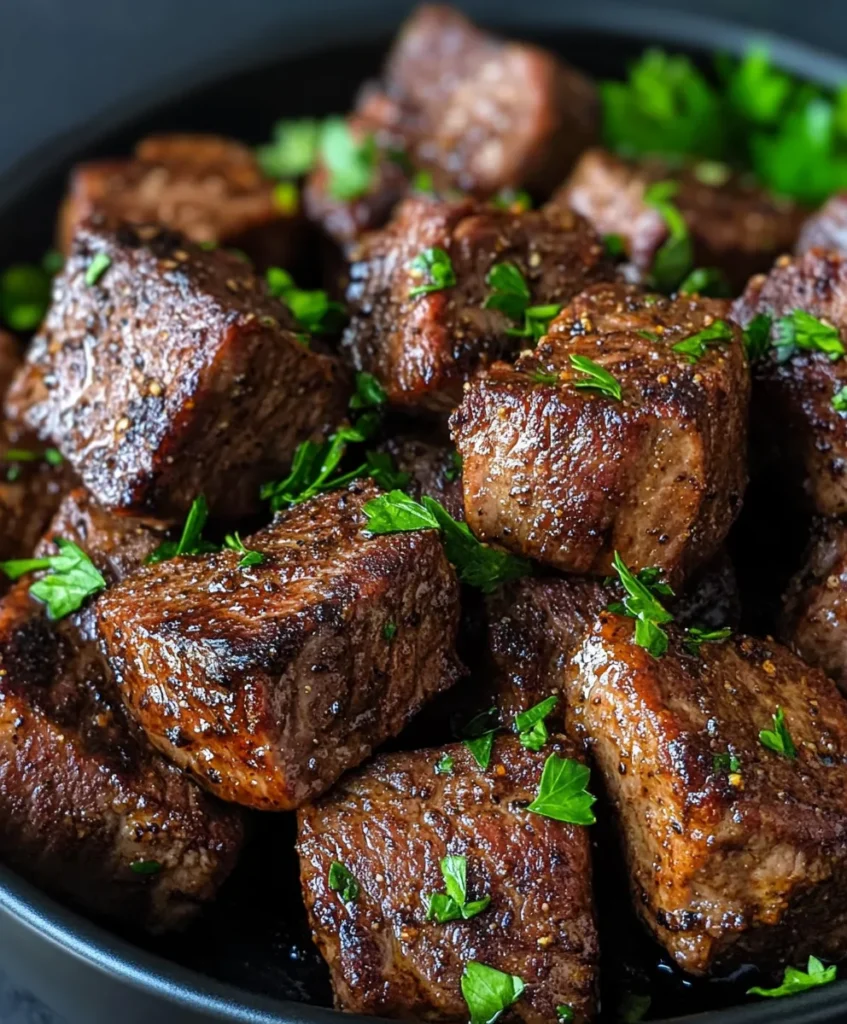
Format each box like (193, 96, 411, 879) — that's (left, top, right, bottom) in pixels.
(1, 3, 846, 1022)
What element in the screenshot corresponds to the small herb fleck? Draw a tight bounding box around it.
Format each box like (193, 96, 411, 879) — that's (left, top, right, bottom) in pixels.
(383, 620, 398, 642)
(224, 532, 264, 568)
(759, 705, 797, 759)
(408, 247, 456, 298)
(569, 353, 623, 399)
(85, 252, 111, 287)
(328, 861, 360, 903)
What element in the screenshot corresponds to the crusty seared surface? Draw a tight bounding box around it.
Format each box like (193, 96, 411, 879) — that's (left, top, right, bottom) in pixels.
(97, 483, 463, 810)
(782, 519, 847, 691)
(343, 195, 610, 411)
(732, 249, 847, 515)
(556, 149, 804, 289)
(297, 736, 598, 1022)
(796, 192, 847, 256)
(0, 489, 243, 931)
(59, 133, 302, 268)
(452, 282, 749, 584)
(566, 617, 847, 974)
(5, 219, 348, 518)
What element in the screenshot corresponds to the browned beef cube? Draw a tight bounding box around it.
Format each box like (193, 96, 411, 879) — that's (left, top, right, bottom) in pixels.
(0, 489, 243, 931)
(732, 250, 847, 515)
(451, 283, 749, 584)
(97, 483, 463, 810)
(5, 219, 348, 518)
(796, 193, 847, 255)
(782, 520, 847, 691)
(379, 433, 464, 519)
(60, 133, 302, 268)
(556, 149, 804, 290)
(565, 617, 847, 973)
(0, 329, 17, 395)
(343, 195, 610, 411)
(297, 736, 598, 1022)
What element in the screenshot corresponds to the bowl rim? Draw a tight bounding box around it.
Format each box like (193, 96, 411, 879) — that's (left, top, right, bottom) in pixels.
(2, 3, 847, 1022)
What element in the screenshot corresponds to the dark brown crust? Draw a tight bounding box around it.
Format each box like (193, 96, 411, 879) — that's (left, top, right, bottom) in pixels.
(5, 219, 349, 518)
(451, 282, 749, 584)
(297, 736, 598, 1023)
(97, 483, 463, 810)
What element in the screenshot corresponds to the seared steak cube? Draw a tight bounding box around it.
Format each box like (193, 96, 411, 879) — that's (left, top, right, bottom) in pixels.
(451, 283, 749, 583)
(0, 489, 243, 931)
(97, 483, 463, 810)
(566, 617, 847, 973)
(60, 133, 301, 268)
(343, 195, 610, 410)
(796, 193, 847, 255)
(556, 149, 804, 290)
(5, 219, 348, 518)
(732, 250, 847, 515)
(297, 736, 598, 1022)
(782, 520, 847, 691)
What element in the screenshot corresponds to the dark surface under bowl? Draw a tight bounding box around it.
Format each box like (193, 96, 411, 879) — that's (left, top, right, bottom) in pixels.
(1, 3, 847, 1022)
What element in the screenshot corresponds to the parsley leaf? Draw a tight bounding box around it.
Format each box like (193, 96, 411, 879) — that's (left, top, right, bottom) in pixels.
(569, 354, 622, 399)
(677, 266, 731, 297)
(556, 1007, 575, 1023)
(130, 859, 162, 876)
(461, 962, 525, 1024)
(85, 252, 111, 287)
(527, 754, 597, 825)
(671, 319, 733, 364)
(147, 495, 218, 564)
(425, 855, 491, 923)
(713, 751, 741, 774)
(435, 754, 454, 775)
(743, 313, 773, 362)
(382, 620, 397, 642)
(483, 262, 560, 341)
(408, 247, 456, 298)
(256, 119, 322, 179)
(412, 169, 436, 194)
(610, 551, 674, 658)
(224, 532, 264, 568)
(528, 369, 559, 385)
(684, 626, 732, 655)
(724, 46, 793, 127)
(1, 538, 106, 620)
(747, 956, 836, 998)
(320, 118, 377, 201)
(461, 707, 499, 770)
(2, 446, 62, 482)
(362, 491, 531, 592)
(0, 252, 61, 332)
(604, 233, 626, 258)
(350, 371, 388, 411)
(266, 267, 346, 335)
(272, 181, 299, 215)
(515, 696, 559, 751)
(834, 386, 847, 412)
(773, 310, 845, 363)
(365, 451, 411, 491)
(328, 861, 360, 903)
(643, 181, 693, 291)
(261, 425, 368, 512)
(759, 705, 797, 759)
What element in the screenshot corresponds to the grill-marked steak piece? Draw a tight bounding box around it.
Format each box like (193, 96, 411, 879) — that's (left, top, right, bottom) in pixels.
(5, 219, 348, 518)
(343, 195, 610, 411)
(297, 736, 598, 1022)
(97, 483, 463, 810)
(59, 133, 302, 268)
(565, 615, 847, 974)
(451, 282, 749, 584)
(0, 489, 243, 931)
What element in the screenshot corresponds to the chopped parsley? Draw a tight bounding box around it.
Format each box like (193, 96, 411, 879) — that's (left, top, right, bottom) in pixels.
(772, 310, 845, 363)
(328, 861, 360, 903)
(671, 319, 733, 364)
(265, 267, 346, 335)
(261, 423, 369, 511)
(713, 751, 741, 774)
(412, 169, 436, 194)
(2, 446, 61, 482)
(556, 1007, 575, 1023)
(759, 705, 797, 759)
(365, 451, 411, 491)
(435, 753, 455, 775)
(834, 386, 847, 412)
(425, 855, 491, 923)
(742, 313, 773, 362)
(84, 252, 111, 287)
(491, 187, 532, 212)
(0, 252, 61, 331)
(684, 626, 732, 656)
(0, 538, 106, 620)
(382, 620, 397, 642)
(224, 532, 264, 568)
(604, 233, 626, 258)
(408, 247, 457, 298)
(461, 962, 525, 1024)
(643, 181, 693, 291)
(483, 262, 560, 341)
(677, 266, 731, 297)
(444, 451, 463, 482)
(609, 551, 674, 658)
(515, 696, 559, 751)
(362, 491, 531, 592)
(747, 956, 836, 998)
(147, 495, 218, 564)
(528, 369, 560, 385)
(527, 754, 597, 825)
(130, 859, 163, 875)
(461, 707, 499, 770)
(569, 353, 622, 399)
(272, 181, 299, 215)
(319, 117, 377, 200)
(256, 119, 322, 179)
(350, 371, 388, 411)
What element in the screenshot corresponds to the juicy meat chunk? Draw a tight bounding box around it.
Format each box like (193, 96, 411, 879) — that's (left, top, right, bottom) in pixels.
(379, 433, 464, 519)
(343, 195, 610, 411)
(297, 736, 598, 1022)
(566, 617, 847, 974)
(782, 520, 847, 691)
(60, 133, 301, 268)
(0, 489, 243, 931)
(452, 283, 749, 583)
(556, 150, 804, 290)
(5, 219, 348, 518)
(0, 329, 17, 395)
(97, 483, 463, 811)
(732, 250, 847, 515)
(796, 192, 847, 255)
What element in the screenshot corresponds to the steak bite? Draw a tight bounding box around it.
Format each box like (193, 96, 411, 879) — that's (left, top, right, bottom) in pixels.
(556, 150, 804, 290)
(0, 489, 243, 931)
(297, 736, 598, 1022)
(97, 483, 463, 811)
(796, 192, 847, 255)
(732, 249, 847, 515)
(60, 133, 302, 268)
(5, 219, 348, 518)
(451, 283, 749, 583)
(566, 616, 847, 974)
(343, 195, 610, 411)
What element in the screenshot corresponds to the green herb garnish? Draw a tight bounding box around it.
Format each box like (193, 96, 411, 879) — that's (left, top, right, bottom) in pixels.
(610, 551, 674, 658)
(444, 451, 463, 482)
(366, 451, 412, 491)
(266, 267, 346, 335)
(328, 861, 360, 903)
(528, 369, 560, 385)
(556, 1007, 575, 1023)
(773, 310, 845, 363)
(743, 313, 773, 362)
(147, 495, 218, 564)
(569, 353, 623, 399)
(382, 620, 397, 642)
(425, 855, 491, 923)
(408, 247, 456, 298)
(527, 754, 597, 825)
(435, 754, 455, 775)
(483, 262, 560, 341)
(678, 267, 731, 297)
(713, 751, 741, 774)
(261, 424, 368, 511)
(2, 446, 62, 482)
(85, 252, 111, 287)
(256, 119, 322, 179)
(604, 233, 626, 258)
(0, 252, 61, 332)
(130, 859, 163, 876)
(747, 956, 836, 998)
(461, 707, 499, 770)
(684, 625, 732, 655)
(320, 118, 376, 201)
(1, 539, 106, 620)
(350, 371, 388, 411)
(224, 532, 264, 568)
(461, 963, 525, 1024)
(834, 386, 847, 412)
(643, 181, 693, 291)
(515, 696, 559, 751)
(759, 705, 797, 759)
(671, 319, 733, 364)
(491, 187, 532, 212)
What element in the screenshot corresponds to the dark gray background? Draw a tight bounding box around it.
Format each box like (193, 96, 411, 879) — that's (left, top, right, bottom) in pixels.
(0, 0, 845, 182)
